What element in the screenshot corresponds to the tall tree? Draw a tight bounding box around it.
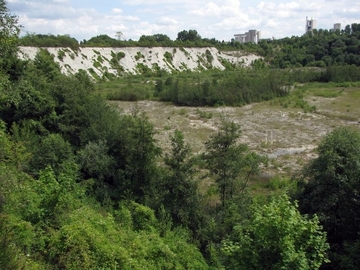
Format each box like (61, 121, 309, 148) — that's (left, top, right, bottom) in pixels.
(296, 127, 360, 269)
(204, 116, 263, 207)
(176, 29, 201, 42)
(0, 0, 23, 80)
(114, 109, 161, 206)
(163, 130, 201, 229)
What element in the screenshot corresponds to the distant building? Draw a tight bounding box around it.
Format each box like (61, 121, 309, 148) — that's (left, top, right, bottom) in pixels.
(234, 29, 261, 44)
(333, 23, 341, 31)
(305, 17, 317, 33)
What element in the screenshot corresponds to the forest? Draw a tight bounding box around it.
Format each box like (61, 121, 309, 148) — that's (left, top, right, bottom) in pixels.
(2, 0, 360, 269)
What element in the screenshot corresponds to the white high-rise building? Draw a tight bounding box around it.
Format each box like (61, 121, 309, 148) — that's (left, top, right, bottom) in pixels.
(305, 17, 317, 33)
(234, 30, 261, 44)
(334, 23, 341, 31)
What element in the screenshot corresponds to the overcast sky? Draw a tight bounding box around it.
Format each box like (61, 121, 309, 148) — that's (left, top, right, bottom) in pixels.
(7, 0, 360, 42)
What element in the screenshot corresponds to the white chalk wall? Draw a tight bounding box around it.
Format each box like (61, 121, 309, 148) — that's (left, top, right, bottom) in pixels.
(19, 46, 261, 79)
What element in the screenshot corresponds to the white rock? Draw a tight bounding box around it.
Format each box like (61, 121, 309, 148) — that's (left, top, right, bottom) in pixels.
(19, 46, 261, 79)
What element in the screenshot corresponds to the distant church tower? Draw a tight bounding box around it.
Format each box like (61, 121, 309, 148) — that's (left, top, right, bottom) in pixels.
(305, 17, 317, 33)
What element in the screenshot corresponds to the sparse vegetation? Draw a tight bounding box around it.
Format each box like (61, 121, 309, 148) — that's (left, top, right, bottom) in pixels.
(164, 51, 173, 62)
(87, 67, 100, 80)
(57, 49, 66, 61)
(196, 108, 212, 119)
(135, 51, 144, 61)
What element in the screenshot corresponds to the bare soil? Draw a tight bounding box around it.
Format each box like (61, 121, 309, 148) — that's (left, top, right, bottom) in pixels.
(110, 88, 360, 177)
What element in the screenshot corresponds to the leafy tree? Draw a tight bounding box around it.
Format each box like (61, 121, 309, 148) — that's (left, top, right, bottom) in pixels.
(177, 29, 201, 42)
(33, 48, 62, 81)
(204, 116, 263, 207)
(163, 130, 202, 229)
(153, 33, 171, 43)
(221, 194, 329, 269)
(138, 34, 172, 46)
(77, 139, 116, 181)
(114, 109, 162, 206)
(0, 0, 24, 80)
(29, 133, 75, 176)
(296, 127, 360, 269)
(51, 73, 95, 147)
(83, 34, 122, 47)
(0, 77, 55, 131)
(19, 33, 79, 50)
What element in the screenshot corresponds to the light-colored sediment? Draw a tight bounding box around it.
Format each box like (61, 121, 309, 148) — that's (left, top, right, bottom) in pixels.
(19, 46, 261, 78)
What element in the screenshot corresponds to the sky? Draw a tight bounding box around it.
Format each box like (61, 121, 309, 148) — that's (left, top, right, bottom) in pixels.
(7, 0, 360, 42)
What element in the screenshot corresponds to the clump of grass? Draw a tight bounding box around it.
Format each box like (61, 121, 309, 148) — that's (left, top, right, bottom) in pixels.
(205, 49, 214, 64)
(93, 61, 102, 69)
(135, 51, 144, 61)
(97, 55, 104, 63)
(196, 109, 213, 119)
(313, 88, 343, 98)
(57, 50, 66, 61)
(164, 51, 173, 62)
(271, 88, 316, 113)
(87, 68, 100, 81)
(178, 108, 187, 115)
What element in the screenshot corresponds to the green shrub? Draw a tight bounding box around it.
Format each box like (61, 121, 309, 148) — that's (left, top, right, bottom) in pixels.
(135, 51, 144, 61)
(57, 50, 66, 61)
(164, 51, 173, 62)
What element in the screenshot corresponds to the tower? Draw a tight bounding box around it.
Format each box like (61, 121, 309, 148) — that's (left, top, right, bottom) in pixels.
(305, 17, 316, 33)
(334, 23, 341, 31)
(115, 31, 123, 40)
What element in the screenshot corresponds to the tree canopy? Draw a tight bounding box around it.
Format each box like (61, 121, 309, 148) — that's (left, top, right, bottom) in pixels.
(296, 127, 360, 269)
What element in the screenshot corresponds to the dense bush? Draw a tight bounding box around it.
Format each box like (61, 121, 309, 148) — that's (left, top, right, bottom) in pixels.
(20, 33, 79, 50)
(156, 69, 289, 106)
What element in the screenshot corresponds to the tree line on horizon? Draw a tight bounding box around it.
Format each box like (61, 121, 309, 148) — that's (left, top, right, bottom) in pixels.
(19, 23, 360, 68)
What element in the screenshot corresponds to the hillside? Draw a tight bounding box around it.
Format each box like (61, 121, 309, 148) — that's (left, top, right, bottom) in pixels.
(19, 46, 261, 79)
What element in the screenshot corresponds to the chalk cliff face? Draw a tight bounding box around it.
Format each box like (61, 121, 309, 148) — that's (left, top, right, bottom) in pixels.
(19, 46, 261, 79)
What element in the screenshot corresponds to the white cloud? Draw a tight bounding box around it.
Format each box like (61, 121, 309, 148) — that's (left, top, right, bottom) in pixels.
(7, 0, 360, 42)
(111, 8, 123, 14)
(156, 16, 179, 26)
(122, 0, 193, 5)
(189, 0, 241, 17)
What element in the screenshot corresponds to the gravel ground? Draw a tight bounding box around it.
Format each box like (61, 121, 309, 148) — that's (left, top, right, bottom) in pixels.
(112, 98, 358, 177)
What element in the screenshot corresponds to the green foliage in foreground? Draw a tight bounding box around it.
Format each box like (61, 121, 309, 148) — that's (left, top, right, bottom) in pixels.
(0, 164, 208, 269)
(222, 194, 329, 270)
(295, 127, 360, 269)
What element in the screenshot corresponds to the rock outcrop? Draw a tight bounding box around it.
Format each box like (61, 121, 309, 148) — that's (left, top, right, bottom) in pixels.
(19, 46, 261, 79)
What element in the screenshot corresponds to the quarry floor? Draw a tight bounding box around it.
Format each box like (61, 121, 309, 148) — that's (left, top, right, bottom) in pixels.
(111, 94, 359, 178)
